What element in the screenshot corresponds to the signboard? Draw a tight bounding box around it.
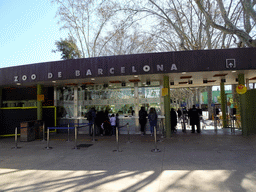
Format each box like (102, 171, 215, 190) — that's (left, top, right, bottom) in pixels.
(37, 94, 44, 102)
(236, 84, 247, 94)
(162, 88, 168, 96)
(226, 59, 236, 69)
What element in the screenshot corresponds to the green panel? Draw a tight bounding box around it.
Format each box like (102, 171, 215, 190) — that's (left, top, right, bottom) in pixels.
(164, 76, 171, 138)
(244, 89, 256, 135)
(37, 84, 43, 120)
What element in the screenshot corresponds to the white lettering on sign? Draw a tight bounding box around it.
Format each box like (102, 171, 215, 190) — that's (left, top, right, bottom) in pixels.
(14, 76, 19, 82)
(86, 69, 92, 76)
(75, 70, 80, 77)
(121, 67, 125, 73)
(171, 64, 177, 70)
(48, 73, 53, 79)
(22, 75, 27, 81)
(132, 66, 137, 73)
(31, 74, 36, 80)
(98, 68, 103, 75)
(157, 65, 164, 71)
(58, 72, 62, 78)
(110, 68, 114, 74)
(143, 65, 150, 72)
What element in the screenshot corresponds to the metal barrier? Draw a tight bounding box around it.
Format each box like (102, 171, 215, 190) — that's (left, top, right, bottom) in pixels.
(113, 126, 122, 152)
(42, 122, 46, 142)
(46, 127, 75, 150)
(151, 126, 161, 152)
(12, 127, 21, 149)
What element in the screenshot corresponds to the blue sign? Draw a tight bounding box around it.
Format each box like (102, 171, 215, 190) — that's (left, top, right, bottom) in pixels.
(181, 102, 187, 107)
(211, 104, 215, 107)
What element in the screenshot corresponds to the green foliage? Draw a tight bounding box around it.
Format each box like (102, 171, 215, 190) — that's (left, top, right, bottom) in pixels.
(52, 37, 81, 60)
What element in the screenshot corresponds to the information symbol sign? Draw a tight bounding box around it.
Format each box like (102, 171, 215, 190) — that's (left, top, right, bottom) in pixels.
(226, 59, 236, 69)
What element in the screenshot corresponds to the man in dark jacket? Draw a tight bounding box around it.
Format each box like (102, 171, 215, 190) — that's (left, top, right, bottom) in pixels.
(139, 107, 148, 135)
(87, 107, 96, 136)
(171, 108, 177, 133)
(188, 105, 200, 133)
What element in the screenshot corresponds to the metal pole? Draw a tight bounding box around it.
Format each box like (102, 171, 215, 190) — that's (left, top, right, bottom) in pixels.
(154, 126, 157, 149)
(42, 122, 45, 141)
(151, 126, 161, 152)
(92, 123, 95, 142)
(74, 126, 79, 149)
(67, 123, 70, 142)
(127, 123, 132, 143)
(47, 128, 50, 149)
(113, 126, 122, 152)
(15, 127, 17, 148)
(12, 127, 21, 149)
(214, 116, 217, 132)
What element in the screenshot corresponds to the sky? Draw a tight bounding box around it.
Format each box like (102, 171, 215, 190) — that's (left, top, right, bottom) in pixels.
(0, 0, 64, 68)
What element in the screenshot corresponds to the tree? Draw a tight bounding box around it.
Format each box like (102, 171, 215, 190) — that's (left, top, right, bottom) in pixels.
(52, 37, 81, 59)
(120, 0, 236, 51)
(195, 0, 256, 47)
(52, 0, 139, 58)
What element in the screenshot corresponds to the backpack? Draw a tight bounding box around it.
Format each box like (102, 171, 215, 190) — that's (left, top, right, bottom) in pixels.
(87, 111, 92, 121)
(149, 113, 156, 121)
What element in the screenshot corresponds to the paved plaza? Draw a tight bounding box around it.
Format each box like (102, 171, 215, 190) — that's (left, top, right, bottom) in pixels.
(0, 127, 256, 192)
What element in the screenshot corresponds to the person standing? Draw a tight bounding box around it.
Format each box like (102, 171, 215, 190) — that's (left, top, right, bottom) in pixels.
(139, 107, 148, 135)
(188, 105, 200, 133)
(87, 107, 96, 136)
(148, 108, 158, 136)
(171, 108, 177, 133)
(110, 114, 116, 136)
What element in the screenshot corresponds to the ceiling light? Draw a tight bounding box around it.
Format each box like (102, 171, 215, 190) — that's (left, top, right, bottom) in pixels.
(134, 75, 138, 78)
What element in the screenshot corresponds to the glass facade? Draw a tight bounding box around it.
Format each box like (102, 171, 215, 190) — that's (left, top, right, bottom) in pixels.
(55, 82, 163, 134)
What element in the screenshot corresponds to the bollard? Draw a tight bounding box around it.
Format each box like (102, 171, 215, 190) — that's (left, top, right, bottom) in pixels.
(73, 126, 80, 149)
(127, 123, 132, 143)
(46, 128, 52, 150)
(66, 123, 70, 142)
(151, 126, 161, 152)
(42, 122, 46, 141)
(12, 127, 21, 149)
(113, 126, 122, 152)
(92, 123, 97, 142)
(214, 116, 217, 132)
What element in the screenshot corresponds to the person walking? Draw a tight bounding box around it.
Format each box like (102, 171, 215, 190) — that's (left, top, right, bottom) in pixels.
(148, 108, 158, 136)
(188, 105, 200, 133)
(87, 107, 96, 136)
(139, 106, 148, 135)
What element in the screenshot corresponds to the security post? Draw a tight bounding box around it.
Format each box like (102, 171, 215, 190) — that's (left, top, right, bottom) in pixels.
(12, 127, 21, 149)
(73, 124, 79, 149)
(113, 126, 122, 152)
(92, 123, 95, 142)
(127, 123, 132, 143)
(151, 126, 161, 152)
(66, 123, 70, 142)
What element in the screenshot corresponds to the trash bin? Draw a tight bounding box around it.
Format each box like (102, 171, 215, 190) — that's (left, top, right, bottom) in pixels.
(20, 121, 36, 142)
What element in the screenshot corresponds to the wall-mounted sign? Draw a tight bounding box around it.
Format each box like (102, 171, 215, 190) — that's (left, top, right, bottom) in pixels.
(226, 59, 236, 69)
(236, 84, 247, 94)
(162, 88, 168, 96)
(37, 94, 44, 102)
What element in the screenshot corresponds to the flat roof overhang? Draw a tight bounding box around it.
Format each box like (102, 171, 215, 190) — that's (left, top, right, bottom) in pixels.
(1, 48, 256, 88)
